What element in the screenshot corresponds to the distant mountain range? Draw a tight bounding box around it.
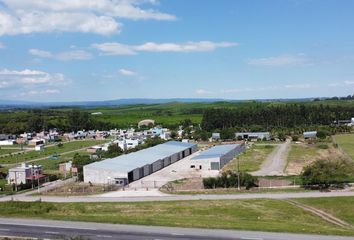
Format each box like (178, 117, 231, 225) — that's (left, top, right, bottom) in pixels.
(0, 97, 316, 109)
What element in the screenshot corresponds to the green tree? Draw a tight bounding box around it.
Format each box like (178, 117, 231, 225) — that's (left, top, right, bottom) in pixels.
(300, 159, 354, 189)
(72, 154, 95, 181)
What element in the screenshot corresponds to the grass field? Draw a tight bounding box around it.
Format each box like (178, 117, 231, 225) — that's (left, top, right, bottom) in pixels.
(223, 144, 275, 172)
(0, 198, 353, 236)
(297, 197, 354, 225)
(0, 140, 107, 165)
(334, 134, 354, 159)
(285, 142, 344, 175)
(0, 148, 21, 155)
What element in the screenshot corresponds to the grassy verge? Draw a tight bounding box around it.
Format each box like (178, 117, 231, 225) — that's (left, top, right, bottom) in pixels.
(0, 140, 107, 165)
(0, 199, 353, 236)
(161, 186, 312, 195)
(334, 134, 354, 159)
(296, 197, 354, 225)
(223, 144, 275, 172)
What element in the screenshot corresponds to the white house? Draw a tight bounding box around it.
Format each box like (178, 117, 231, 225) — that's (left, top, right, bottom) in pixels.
(7, 163, 44, 185)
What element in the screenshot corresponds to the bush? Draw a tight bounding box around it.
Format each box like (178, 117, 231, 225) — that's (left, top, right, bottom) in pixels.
(317, 144, 329, 149)
(203, 171, 258, 190)
(300, 158, 354, 189)
(292, 135, 299, 141)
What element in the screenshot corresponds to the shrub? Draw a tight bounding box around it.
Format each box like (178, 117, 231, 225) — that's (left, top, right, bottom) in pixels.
(203, 171, 258, 190)
(317, 144, 329, 149)
(300, 158, 354, 189)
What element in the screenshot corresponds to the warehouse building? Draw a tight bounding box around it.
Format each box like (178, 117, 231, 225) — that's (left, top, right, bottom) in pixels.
(235, 132, 271, 141)
(83, 141, 197, 185)
(191, 144, 245, 170)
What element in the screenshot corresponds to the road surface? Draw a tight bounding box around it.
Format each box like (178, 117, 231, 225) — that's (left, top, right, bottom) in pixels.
(252, 139, 290, 176)
(1, 190, 354, 202)
(0, 218, 352, 240)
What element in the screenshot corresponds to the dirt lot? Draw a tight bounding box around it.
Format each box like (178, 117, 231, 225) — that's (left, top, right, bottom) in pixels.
(285, 142, 345, 175)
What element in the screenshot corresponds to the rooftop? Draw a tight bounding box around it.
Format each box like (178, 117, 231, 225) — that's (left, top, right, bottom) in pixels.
(84, 141, 196, 173)
(192, 144, 239, 160)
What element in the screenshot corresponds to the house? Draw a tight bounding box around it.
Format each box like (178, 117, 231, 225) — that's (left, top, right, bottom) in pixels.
(87, 146, 103, 153)
(28, 138, 45, 146)
(34, 144, 44, 151)
(235, 132, 271, 141)
(7, 163, 45, 185)
(304, 131, 317, 139)
(0, 140, 16, 146)
(59, 161, 72, 173)
(211, 133, 220, 141)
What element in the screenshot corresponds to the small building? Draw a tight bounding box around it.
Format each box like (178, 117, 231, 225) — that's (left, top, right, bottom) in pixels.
(211, 133, 220, 141)
(138, 119, 155, 128)
(7, 163, 45, 185)
(83, 141, 197, 185)
(303, 131, 317, 139)
(0, 140, 16, 146)
(87, 146, 102, 153)
(191, 144, 246, 170)
(28, 139, 45, 146)
(34, 144, 44, 151)
(59, 161, 72, 173)
(235, 132, 271, 141)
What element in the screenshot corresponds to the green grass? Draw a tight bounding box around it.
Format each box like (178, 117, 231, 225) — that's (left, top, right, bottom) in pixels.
(223, 145, 275, 172)
(334, 134, 354, 159)
(0, 199, 353, 236)
(0, 140, 107, 165)
(0, 148, 22, 155)
(296, 197, 354, 225)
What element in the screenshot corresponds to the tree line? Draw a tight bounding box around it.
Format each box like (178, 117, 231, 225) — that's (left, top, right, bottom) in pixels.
(201, 104, 354, 132)
(0, 109, 114, 134)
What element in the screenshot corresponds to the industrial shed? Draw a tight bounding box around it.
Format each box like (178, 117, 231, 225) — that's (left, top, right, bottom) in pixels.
(235, 132, 271, 141)
(191, 144, 245, 170)
(83, 141, 197, 185)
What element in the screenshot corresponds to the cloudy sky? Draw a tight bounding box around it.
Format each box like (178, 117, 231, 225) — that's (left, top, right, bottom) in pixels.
(0, 0, 354, 101)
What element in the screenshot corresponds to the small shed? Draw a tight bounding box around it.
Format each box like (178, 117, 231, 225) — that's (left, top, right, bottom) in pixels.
(303, 131, 317, 139)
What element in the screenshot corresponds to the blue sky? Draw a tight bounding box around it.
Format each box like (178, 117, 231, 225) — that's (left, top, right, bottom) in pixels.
(0, 0, 354, 101)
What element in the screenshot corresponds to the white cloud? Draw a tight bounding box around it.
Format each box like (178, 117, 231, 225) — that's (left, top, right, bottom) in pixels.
(20, 89, 61, 96)
(196, 89, 214, 95)
(0, 42, 5, 49)
(119, 69, 137, 76)
(29, 49, 92, 61)
(284, 84, 312, 89)
(92, 41, 238, 55)
(247, 54, 312, 67)
(0, 69, 68, 87)
(0, 0, 175, 36)
(344, 80, 354, 85)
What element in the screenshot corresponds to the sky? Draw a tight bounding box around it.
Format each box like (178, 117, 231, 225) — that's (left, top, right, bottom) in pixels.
(0, 0, 354, 102)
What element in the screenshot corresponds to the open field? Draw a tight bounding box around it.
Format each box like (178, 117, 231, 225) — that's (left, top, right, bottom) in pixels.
(297, 197, 354, 225)
(223, 144, 275, 172)
(0, 148, 22, 156)
(0, 198, 354, 236)
(334, 134, 354, 159)
(285, 142, 345, 175)
(0, 140, 107, 165)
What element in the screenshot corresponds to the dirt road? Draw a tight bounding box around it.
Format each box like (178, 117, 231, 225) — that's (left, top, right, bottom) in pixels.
(252, 139, 290, 176)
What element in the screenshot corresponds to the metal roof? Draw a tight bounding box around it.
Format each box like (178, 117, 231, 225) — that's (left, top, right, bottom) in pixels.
(84, 141, 196, 173)
(192, 144, 239, 160)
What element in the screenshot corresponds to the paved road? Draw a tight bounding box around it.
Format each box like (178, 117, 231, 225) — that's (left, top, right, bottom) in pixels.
(1, 190, 354, 202)
(252, 139, 290, 176)
(0, 218, 352, 240)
